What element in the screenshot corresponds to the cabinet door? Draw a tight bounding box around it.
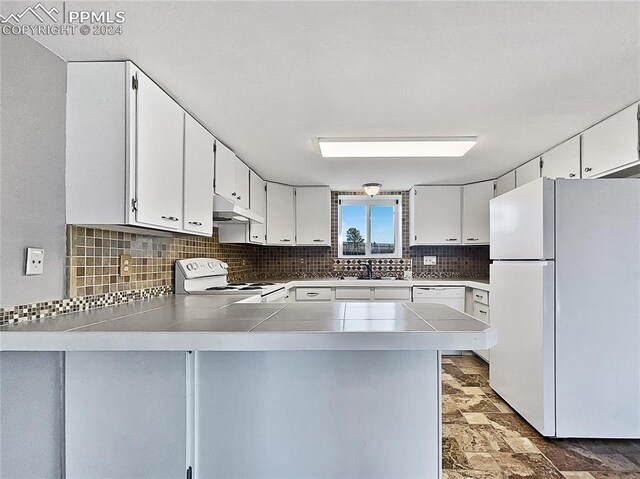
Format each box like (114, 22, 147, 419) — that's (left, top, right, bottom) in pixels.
(515, 158, 541, 187)
(495, 171, 516, 196)
(411, 186, 461, 245)
(235, 159, 250, 209)
(249, 171, 266, 244)
(134, 70, 184, 230)
(183, 115, 214, 235)
(214, 141, 237, 202)
(582, 103, 639, 178)
(541, 137, 580, 179)
(296, 187, 331, 246)
(266, 182, 296, 245)
(462, 181, 494, 244)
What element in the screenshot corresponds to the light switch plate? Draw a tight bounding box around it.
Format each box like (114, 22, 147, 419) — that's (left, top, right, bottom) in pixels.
(25, 247, 45, 275)
(119, 254, 132, 277)
(423, 256, 437, 266)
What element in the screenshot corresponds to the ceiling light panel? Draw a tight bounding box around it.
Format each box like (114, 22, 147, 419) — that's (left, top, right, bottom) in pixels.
(318, 138, 477, 158)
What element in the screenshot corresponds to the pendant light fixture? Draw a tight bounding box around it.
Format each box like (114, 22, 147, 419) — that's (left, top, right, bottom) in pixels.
(363, 183, 382, 196)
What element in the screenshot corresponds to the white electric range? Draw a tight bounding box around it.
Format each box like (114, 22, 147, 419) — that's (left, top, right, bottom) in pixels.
(174, 258, 287, 302)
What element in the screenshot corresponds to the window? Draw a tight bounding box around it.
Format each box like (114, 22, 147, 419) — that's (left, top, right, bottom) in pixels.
(338, 195, 402, 258)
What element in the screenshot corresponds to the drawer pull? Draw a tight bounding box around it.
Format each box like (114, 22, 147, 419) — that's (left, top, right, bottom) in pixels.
(161, 215, 179, 221)
(466, 238, 479, 241)
(188, 221, 203, 226)
(475, 294, 483, 299)
(478, 309, 487, 314)
(280, 239, 291, 242)
(306, 292, 319, 297)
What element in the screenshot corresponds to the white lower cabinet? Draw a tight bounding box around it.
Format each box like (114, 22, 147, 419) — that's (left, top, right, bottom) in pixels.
(296, 287, 332, 301)
(471, 288, 490, 362)
(335, 287, 373, 301)
(373, 287, 411, 301)
(65, 352, 188, 479)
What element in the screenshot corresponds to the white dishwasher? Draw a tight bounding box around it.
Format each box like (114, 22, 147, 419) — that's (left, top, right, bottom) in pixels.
(412, 286, 466, 355)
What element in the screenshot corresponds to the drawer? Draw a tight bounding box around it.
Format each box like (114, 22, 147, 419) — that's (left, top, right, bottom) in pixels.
(335, 287, 372, 300)
(472, 288, 489, 305)
(374, 288, 411, 301)
(295, 288, 332, 301)
(473, 302, 490, 323)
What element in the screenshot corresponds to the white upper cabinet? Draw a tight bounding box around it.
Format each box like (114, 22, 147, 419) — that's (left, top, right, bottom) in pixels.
(495, 171, 516, 197)
(249, 171, 267, 244)
(516, 157, 541, 188)
(266, 182, 296, 245)
(410, 186, 461, 245)
(183, 115, 214, 235)
(214, 141, 238, 202)
(296, 187, 331, 246)
(462, 181, 494, 245)
(133, 70, 185, 230)
(235, 160, 250, 209)
(67, 61, 208, 234)
(541, 137, 580, 179)
(581, 102, 639, 178)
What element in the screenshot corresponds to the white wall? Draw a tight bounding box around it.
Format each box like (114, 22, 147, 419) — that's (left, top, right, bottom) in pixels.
(0, 34, 67, 307)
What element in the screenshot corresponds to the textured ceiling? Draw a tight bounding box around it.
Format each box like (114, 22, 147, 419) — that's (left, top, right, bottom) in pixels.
(12, 1, 640, 189)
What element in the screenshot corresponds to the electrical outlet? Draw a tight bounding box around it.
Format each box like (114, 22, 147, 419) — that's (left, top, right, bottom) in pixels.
(423, 256, 437, 266)
(25, 247, 45, 275)
(119, 254, 132, 277)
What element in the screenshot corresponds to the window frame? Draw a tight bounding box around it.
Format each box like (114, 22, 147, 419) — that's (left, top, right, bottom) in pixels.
(337, 194, 403, 259)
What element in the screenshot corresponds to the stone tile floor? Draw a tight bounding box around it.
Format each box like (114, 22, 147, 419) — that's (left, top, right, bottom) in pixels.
(442, 355, 640, 479)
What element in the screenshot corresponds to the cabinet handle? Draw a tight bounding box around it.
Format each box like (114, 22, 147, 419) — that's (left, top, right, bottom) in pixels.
(478, 309, 487, 314)
(475, 294, 483, 299)
(313, 239, 325, 242)
(252, 235, 259, 239)
(584, 167, 592, 172)
(280, 239, 291, 242)
(568, 173, 576, 178)
(466, 238, 479, 241)
(188, 221, 203, 226)
(237, 196, 241, 200)
(231, 192, 237, 197)
(306, 292, 319, 297)
(161, 216, 179, 222)
(445, 238, 458, 242)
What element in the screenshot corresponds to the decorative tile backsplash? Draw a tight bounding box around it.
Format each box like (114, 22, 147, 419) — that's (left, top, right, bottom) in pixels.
(1, 190, 489, 325)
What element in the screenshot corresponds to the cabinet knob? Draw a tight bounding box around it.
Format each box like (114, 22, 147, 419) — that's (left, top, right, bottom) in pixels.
(568, 173, 576, 178)
(584, 167, 592, 172)
(161, 215, 179, 222)
(237, 196, 241, 200)
(188, 221, 203, 226)
(231, 192, 237, 197)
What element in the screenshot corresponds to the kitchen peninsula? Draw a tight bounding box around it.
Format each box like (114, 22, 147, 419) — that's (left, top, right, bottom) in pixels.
(0, 296, 495, 479)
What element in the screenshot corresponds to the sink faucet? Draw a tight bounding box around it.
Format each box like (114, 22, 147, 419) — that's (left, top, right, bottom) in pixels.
(363, 259, 373, 279)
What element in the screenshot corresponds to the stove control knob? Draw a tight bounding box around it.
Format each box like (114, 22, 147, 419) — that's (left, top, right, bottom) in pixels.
(191, 262, 199, 270)
(207, 261, 216, 269)
(186, 263, 194, 271)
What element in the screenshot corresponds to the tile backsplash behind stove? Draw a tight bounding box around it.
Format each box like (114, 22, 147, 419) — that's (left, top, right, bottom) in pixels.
(66, 191, 490, 297)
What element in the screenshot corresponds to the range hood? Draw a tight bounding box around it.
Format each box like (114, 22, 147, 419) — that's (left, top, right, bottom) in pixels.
(212, 195, 265, 224)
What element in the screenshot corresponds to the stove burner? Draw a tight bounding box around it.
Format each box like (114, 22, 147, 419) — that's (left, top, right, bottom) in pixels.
(228, 282, 248, 286)
(239, 286, 262, 290)
(206, 286, 238, 291)
(249, 282, 275, 286)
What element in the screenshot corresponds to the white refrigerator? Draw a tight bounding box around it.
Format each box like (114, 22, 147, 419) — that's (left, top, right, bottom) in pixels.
(489, 178, 640, 438)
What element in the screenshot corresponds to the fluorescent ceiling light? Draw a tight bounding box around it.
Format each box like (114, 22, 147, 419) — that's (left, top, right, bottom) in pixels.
(318, 137, 477, 158)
